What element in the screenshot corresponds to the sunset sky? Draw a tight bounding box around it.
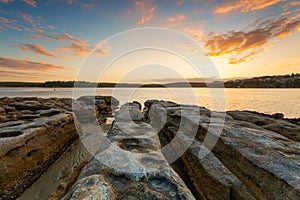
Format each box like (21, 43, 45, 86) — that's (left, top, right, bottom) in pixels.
(0, 0, 300, 83)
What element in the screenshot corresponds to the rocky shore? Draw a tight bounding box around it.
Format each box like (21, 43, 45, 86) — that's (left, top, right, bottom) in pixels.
(0, 97, 299, 199)
(145, 100, 300, 199)
(0, 96, 118, 199)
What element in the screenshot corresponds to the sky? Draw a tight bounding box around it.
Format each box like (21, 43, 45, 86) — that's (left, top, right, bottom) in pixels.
(0, 0, 300, 83)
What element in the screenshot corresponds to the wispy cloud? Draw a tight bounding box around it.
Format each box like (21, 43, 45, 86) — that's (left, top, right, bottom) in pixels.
(20, 13, 44, 33)
(0, 0, 14, 3)
(23, 0, 37, 7)
(59, 0, 95, 9)
(183, 27, 204, 38)
(290, 1, 300, 6)
(214, 0, 284, 14)
(176, 0, 185, 7)
(19, 44, 56, 57)
(65, 0, 75, 5)
(0, 70, 57, 80)
(135, 0, 158, 25)
(0, 0, 37, 7)
(0, 17, 22, 31)
(31, 32, 75, 41)
(203, 15, 300, 64)
(167, 14, 186, 23)
(82, 0, 95, 9)
(0, 56, 66, 71)
(21, 13, 34, 24)
(0, 13, 45, 34)
(57, 39, 110, 58)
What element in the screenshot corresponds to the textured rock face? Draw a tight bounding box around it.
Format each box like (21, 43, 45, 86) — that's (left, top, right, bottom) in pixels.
(227, 110, 300, 142)
(0, 96, 118, 199)
(2, 97, 299, 199)
(145, 100, 300, 200)
(64, 102, 195, 199)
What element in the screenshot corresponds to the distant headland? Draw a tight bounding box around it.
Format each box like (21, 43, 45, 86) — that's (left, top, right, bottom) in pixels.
(1, 73, 299, 88)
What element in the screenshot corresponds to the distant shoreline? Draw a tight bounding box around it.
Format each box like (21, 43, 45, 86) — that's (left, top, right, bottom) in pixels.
(1, 73, 299, 88)
(1, 85, 300, 88)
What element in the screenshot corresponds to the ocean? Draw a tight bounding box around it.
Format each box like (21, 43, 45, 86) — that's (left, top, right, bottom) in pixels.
(0, 87, 299, 118)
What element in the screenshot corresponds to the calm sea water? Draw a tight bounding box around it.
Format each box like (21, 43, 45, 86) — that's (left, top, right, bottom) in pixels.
(0, 87, 299, 118)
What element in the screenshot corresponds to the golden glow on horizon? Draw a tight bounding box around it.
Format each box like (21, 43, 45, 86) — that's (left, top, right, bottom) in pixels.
(0, 0, 299, 82)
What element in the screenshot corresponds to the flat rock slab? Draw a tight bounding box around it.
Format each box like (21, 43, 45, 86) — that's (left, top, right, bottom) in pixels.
(64, 103, 195, 199)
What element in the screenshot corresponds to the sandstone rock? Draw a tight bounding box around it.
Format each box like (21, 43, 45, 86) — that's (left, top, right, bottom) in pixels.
(64, 102, 195, 199)
(162, 131, 254, 200)
(228, 111, 300, 142)
(0, 113, 78, 199)
(0, 96, 119, 199)
(76, 96, 119, 124)
(64, 175, 116, 200)
(145, 100, 300, 200)
(0, 106, 6, 115)
(39, 108, 61, 117)
(115, 103, 144, 122)
(48, 161, 89, 200)
(0, 115, 7, 122)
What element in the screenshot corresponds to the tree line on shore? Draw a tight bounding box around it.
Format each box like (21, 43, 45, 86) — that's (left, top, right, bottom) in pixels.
(0, 73, 299, 88)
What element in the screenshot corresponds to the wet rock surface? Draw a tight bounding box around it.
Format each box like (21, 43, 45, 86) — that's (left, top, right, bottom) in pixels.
(145, 100, 300, 200)
(0, 96, 118, 199)
(64, 102, 195, 200)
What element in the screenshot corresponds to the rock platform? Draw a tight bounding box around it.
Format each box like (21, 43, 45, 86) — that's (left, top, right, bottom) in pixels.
(145, 100, 300, 200)
(0, 96, 118, 199)
(63, 102, 195, 199)
(0, 97, 300, 199)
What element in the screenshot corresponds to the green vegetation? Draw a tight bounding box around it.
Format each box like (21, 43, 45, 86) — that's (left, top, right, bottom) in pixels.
(0, 73, 299, 88)
(223, 73, 300, 88)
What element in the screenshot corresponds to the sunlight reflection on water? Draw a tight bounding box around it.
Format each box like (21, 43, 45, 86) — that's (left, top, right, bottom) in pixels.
(0, 87, 299, 118)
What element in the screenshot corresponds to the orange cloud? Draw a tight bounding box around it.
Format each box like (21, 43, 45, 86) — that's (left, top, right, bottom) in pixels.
(21, 13, 33, 23)
(228, 51, 262, 65)
(31, 32, 75, 41)
(135, 0, 158, 25)
(66, 0, 75, 4)
(0, 56, 65, 71)
(183, 27, 203, 38)
(0, 70, 58, 81)
(290, 1, 300, 6)
(214, 0, 284, 14)
(19, 44, 56, 57)
(57, 39, 110, 58)
(55, 33, 75, 41)
(61, 0, 95, 9)
(0, 17, 22, 31)
(23, 0, 37, 7)
(0, 0, 14, 3)
(20, 13, 44, 33)
(0, 13, 46, 34)
(167, 14, 186, 23)
(203, 15, 300, 64)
